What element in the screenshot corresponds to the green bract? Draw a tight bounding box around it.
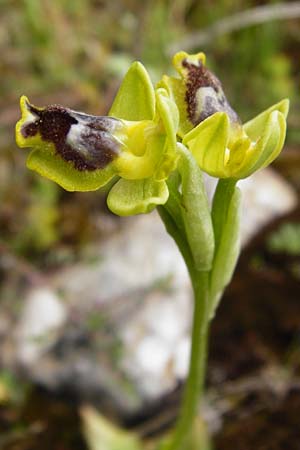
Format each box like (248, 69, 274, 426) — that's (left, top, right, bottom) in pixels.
(16, 62, 179, 215)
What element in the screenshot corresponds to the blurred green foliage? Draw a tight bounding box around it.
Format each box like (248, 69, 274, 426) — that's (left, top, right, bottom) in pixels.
(0, 0, 299, 261)
(267, 222, 300, 255)
(0, 370, 29, 405)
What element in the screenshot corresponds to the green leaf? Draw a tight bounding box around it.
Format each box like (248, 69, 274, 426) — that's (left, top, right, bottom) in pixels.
(109, 61, 155, 121)
(209, 181, 241, 318)
(243, 99, 289, 142)
(177, 144, 215, 271)
(183, 112, 230, 178)
(81, 406, 142, 450)
(27, 148, 116, 192)
(107, 176, 169, 216)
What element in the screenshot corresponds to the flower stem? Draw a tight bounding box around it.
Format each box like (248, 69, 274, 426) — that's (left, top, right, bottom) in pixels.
(158, 205, 210, 450)
(168, 271, 209, 450)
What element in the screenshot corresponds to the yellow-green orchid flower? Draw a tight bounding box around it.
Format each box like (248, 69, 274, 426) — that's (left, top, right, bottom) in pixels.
(158, 51, 241, 138)
(16, 62, 179, 215)
(182, 99, 289, 179)
(159, 51, 289, 179)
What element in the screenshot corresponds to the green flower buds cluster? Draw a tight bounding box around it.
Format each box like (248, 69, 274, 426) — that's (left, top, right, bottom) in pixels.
(16, 51, 289, 215)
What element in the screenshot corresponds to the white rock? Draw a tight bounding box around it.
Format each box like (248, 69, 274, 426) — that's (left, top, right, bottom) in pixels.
(239, 168, 297, 245)
(144, 296, 189, 343)
(128, 335, 176, 398)
(173, 337, 191, 380)
(135, 336, 171, 375)
(16, 288, 67, 365)
(205, 168, 297, 245)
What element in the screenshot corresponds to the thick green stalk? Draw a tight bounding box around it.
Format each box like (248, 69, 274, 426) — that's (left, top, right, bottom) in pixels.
(167, 271, 209, 450)
(158, 171, 240, 450)
(158, 205, 210, 450)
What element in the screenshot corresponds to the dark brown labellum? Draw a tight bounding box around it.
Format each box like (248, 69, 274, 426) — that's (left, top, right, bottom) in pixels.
(182, 59, 240, 126)
(21, 102, 121, 171)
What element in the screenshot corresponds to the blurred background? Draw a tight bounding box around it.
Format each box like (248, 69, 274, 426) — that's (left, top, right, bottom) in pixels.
(0, 1, 299, 449)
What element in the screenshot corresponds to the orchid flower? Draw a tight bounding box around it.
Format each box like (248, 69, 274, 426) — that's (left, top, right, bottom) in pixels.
(159, 51, 289, 179)
(16, 62, 179, 215)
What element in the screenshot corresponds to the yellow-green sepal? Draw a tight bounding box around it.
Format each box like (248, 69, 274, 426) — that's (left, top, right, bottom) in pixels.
(109, 61, 155, 121)
(183, 112, 230, 178)
(27, 147, 116, 192)
(243, 99, 289, 142)
(107, 176, 169, 216)
(238, 109, 287, 178)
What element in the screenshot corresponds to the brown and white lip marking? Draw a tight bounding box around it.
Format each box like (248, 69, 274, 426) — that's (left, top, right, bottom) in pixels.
(21, 101, 122, 171)
(182, 58, 240, 126)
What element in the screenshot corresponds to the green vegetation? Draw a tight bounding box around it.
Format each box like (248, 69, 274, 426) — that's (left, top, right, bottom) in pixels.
(268, 222, 300, 255)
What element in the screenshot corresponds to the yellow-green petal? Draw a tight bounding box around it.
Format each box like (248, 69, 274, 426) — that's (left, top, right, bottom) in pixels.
(183, 112, 230, 178)
(154, 88, 179, 180)
(109, 61, 155, 121)
(260, 111, 286, 168)
(115, 128, 165, 180)
(243, 99, 289, 141)
(157, 75, 191, 138)
(238, 110, 286, 178)
(223, 134, 252, 178)
(155, 88, 179, 149)
(107, 177, 169, 216)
